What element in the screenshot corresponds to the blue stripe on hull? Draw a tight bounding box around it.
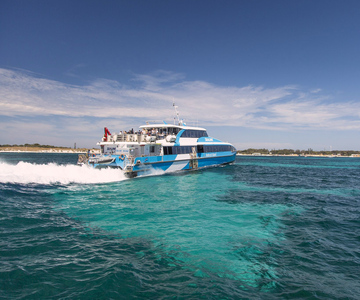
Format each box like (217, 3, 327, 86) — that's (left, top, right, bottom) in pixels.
(92, 155, 126, 169)
(197, 153, 236, 168)
(133, 161, 175, 172)
(133, 153, 236, 174)
(91, 152, 236, 176)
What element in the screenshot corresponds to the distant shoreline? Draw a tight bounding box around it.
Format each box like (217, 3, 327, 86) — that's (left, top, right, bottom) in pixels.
(0, 147, 100, 154)
(0, 150, 86, 154)
(1, 146, 359, 158)
(0, 149, 358, 158)
(237, 153, 360, 158)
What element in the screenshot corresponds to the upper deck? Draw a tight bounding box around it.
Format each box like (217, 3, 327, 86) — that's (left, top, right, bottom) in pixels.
(139, 123, 206, 132)
(100, 123, 209, 145)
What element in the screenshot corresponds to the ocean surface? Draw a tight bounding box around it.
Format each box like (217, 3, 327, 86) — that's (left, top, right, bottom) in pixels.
(0, 153, 359, 299)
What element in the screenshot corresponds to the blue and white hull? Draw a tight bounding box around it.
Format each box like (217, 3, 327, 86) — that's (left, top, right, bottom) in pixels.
(79, 117, 237, 178)
(87, 152, 236, 177)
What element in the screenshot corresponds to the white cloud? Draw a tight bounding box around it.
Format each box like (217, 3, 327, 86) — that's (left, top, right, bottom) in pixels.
(0, 67, 359, 135)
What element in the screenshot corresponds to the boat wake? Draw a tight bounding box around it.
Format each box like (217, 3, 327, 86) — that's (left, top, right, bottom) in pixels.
(0, 161, 128, 185)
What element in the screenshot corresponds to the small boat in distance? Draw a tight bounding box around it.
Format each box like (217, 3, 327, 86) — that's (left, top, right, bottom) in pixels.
(78, 105, 237, 177)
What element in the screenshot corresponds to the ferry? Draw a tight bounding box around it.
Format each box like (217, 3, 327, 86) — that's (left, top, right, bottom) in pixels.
(78, 106, 237, 177)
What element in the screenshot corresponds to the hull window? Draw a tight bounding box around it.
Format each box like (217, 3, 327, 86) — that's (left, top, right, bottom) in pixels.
(202, 145, 236, 152)
(163, 145, 235, 155)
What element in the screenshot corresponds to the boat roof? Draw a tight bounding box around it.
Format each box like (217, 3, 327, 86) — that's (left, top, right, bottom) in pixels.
(139, 123, 206, 131)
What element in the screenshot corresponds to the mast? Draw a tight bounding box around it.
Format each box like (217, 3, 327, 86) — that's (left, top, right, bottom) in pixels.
(173, 102, 180, 125)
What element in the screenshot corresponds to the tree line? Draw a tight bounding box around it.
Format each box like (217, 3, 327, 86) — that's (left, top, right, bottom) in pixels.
(0, 143, 69, 149)
(237, 148, 360, 156)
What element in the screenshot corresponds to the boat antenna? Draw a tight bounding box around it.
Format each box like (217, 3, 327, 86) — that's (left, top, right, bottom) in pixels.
(173, 102, 180, 125)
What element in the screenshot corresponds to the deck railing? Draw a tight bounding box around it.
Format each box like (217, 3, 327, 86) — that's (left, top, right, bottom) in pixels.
(105, 133, 166, 143)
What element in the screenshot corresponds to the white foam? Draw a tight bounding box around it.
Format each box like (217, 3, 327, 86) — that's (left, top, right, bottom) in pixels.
(0, 162, 127, 185)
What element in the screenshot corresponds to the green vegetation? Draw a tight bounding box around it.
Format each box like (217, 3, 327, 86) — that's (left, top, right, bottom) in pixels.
(237, 148, 360, 156)
(238, 148, 270, 155)
(0, 143, 69, 149)
(0, 144, 93, 152)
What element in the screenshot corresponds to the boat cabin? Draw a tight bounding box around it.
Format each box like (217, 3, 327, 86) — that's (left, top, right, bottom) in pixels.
(99, 123, 212, 158)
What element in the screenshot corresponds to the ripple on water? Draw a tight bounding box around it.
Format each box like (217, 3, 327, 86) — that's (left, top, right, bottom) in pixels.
(1, 154, 360, 299)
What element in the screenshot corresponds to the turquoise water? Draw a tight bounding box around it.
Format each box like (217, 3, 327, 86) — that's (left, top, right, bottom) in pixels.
(0, 153, 359, 299)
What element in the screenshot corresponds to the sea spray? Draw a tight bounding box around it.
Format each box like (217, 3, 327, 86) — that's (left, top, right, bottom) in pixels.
(0, 161, 128, 185)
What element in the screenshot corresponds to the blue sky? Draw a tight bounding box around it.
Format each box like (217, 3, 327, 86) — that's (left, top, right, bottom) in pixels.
(1, 0, 360, 150)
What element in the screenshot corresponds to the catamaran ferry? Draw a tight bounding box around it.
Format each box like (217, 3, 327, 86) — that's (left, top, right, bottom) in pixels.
(78, 107, 236, 177)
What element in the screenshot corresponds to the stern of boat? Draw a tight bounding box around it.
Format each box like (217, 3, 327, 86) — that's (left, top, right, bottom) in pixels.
(77, 154, 88, 166)
(79, 153, 130, 170)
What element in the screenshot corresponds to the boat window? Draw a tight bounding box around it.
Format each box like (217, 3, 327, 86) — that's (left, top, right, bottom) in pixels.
(150, 146, 155, 153)
(168, 145, 234, 154)
(180, 130, 208, 138)
(197, 145, 236, 153)
(163, 144, 235, 155)
(167, 127, 180, 135)
(164, 146, 195, 155)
